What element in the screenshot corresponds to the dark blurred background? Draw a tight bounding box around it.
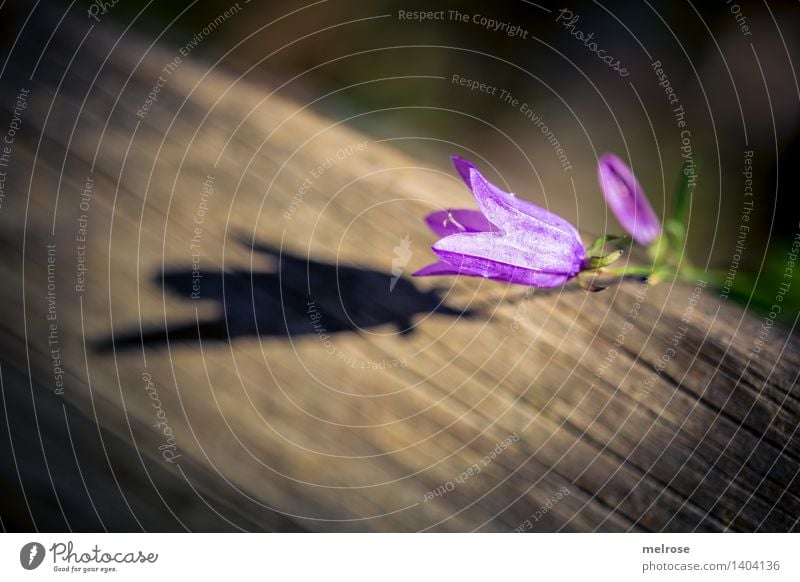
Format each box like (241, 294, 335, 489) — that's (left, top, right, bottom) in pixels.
(0, 0, 800, 529)
(20, 0, 776, 319)
(45, 0, 800, 320)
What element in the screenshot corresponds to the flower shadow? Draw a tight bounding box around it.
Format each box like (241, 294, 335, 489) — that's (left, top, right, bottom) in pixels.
(93, 238, 478, 352)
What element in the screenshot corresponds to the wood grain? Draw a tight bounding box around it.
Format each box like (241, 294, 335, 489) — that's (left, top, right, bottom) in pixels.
(0, 8, 797, 532)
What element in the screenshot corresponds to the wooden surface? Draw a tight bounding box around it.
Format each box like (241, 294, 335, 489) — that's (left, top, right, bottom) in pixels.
(0, 7, 798, 532)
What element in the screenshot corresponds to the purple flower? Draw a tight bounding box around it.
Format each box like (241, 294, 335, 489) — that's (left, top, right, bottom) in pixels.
(597, 153, 661, 245)
(413, 156, 586, 287)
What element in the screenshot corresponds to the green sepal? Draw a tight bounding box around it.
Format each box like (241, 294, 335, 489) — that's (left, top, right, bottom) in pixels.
(577, 275, 607, 292)
(585, 249, 624, 270)
(667, 159, 698, 255)
(587, 234, 631, 255)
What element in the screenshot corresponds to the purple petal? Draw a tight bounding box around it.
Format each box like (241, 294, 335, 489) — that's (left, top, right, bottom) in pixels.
(598, 153, 661, 245)
(430, 231, 582, 287)
(416, 156, 587, 288)
(413, 261, 465, 277)
(467, 168, 585, 264)
(451, 155, 581, 241)
(424, 209, 499, 237)
(417, 256, 571, 287)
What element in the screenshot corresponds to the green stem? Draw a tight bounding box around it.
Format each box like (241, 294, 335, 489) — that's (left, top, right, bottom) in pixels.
(598, 265, 656, 277)
(677, 264, 726, 287)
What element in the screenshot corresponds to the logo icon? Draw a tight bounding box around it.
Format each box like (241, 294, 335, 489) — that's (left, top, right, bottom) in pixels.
(20, 542, 45, 570)
(390, 235, 413, 292)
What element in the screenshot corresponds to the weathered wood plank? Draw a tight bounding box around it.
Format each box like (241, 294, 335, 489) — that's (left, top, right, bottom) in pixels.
(0, 8, 797, 532)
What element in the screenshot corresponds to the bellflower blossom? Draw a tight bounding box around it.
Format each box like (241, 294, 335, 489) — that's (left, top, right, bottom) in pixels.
(597, 153, 661, 245)
(414, 156, 586, 288)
